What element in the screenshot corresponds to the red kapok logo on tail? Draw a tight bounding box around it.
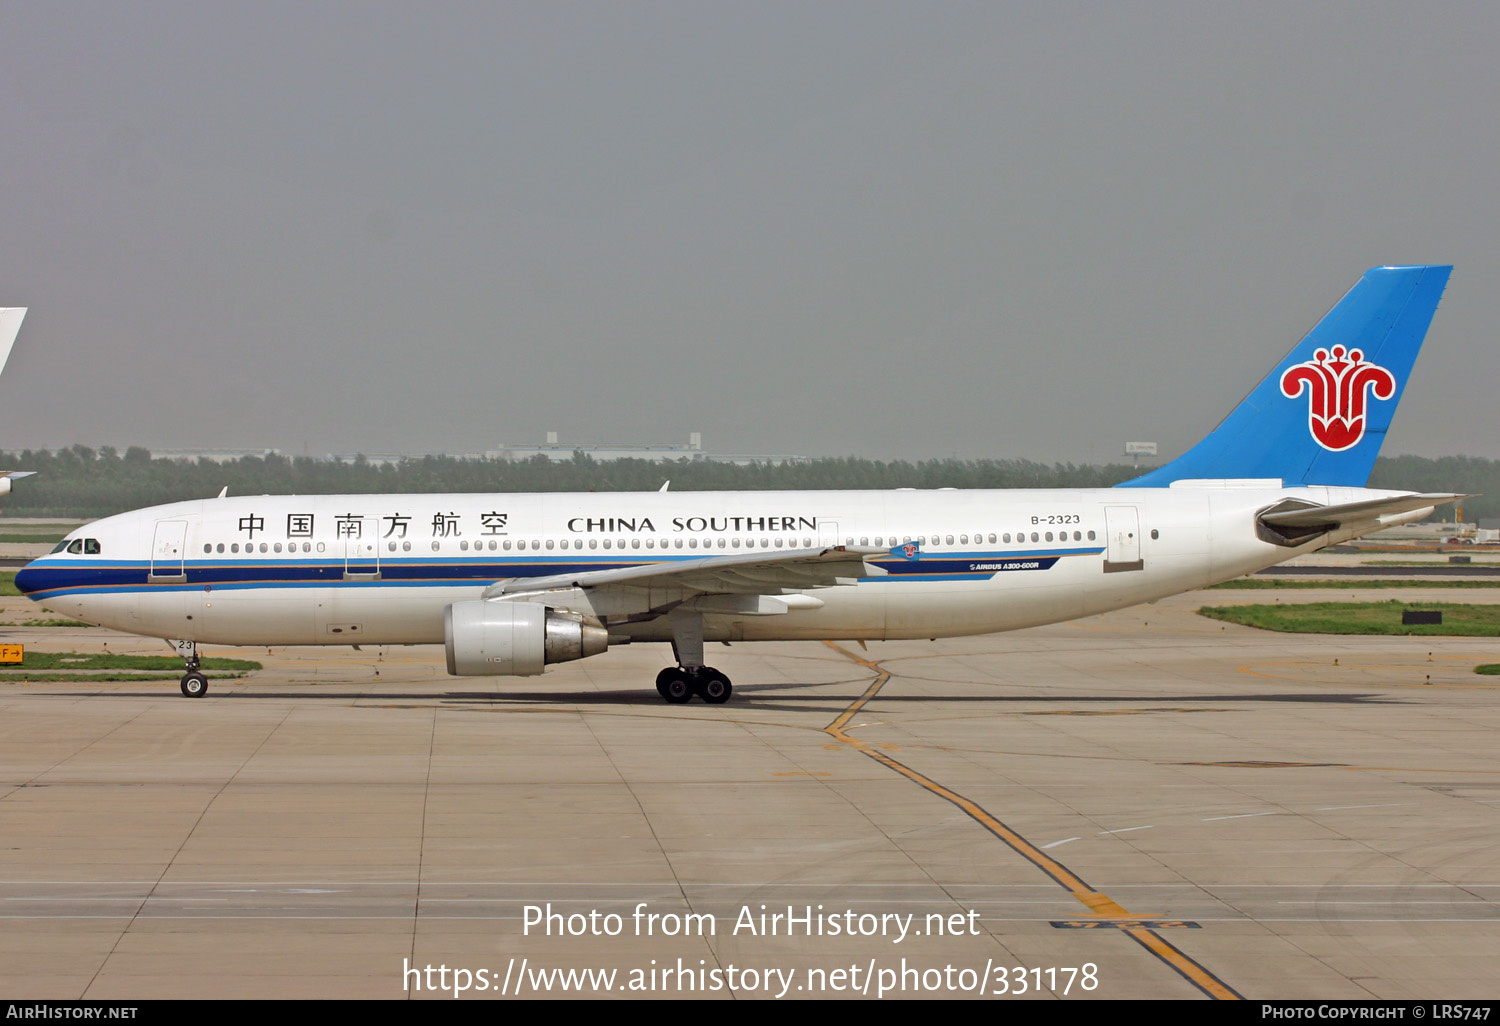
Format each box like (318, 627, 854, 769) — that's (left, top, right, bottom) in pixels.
(1279, 345, 1397, 452)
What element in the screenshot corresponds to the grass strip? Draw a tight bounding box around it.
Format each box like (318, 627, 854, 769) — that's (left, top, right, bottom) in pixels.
(1363, 559, 1500, 566)
(5, 653, 262, 671)
(1213, 578, 1500, 590)
(0, 619, 93, 627)
(1199, 601, 1500, 636)
(0, 673, 243, 682)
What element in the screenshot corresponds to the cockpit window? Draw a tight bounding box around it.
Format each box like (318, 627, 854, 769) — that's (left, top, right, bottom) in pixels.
(84, 539, 100, 555)
(66, 539, 84, 554)
(51, 540, 71, 554)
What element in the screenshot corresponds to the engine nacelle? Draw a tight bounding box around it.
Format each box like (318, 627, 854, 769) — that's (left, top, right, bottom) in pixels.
(444, 600, 608, 677)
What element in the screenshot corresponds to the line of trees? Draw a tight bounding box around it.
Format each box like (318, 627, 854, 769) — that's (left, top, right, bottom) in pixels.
(0, 445, 1486, 521)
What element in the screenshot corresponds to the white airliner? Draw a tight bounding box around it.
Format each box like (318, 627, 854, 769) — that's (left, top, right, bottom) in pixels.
(16, 267, 1461, 701)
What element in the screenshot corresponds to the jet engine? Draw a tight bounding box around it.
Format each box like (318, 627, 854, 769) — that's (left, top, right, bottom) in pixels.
(444, 600, 608, 677)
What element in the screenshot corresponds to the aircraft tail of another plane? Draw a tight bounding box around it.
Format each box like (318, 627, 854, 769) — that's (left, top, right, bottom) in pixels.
(1124, 266, 1451, 488)
(0, 308, 31, 498)
(0, 308, 26, 377)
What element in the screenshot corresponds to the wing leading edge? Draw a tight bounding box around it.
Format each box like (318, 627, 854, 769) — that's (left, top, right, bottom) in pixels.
(483, 545, 889, 603)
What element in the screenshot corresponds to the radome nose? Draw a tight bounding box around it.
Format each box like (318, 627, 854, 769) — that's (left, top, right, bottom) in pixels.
(13, 561, 43, 596)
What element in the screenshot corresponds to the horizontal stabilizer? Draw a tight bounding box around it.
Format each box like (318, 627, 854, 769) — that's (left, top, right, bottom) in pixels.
(1260, 493, 1469, 530)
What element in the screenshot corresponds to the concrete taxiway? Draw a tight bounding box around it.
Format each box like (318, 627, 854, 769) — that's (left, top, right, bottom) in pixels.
(2, 584, 1499, 1000)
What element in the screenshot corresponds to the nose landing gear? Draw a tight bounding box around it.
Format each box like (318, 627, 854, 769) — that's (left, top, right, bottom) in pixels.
(174, 640, 209, 698)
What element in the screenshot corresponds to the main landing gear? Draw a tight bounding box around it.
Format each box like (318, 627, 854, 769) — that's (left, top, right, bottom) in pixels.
(655, 665, 732, 705)
(654, 609, 733, 704)
(174, 640, 209, 698)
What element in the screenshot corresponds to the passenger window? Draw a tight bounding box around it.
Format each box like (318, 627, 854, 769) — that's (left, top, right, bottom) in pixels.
(717, 538, 726, 548)
(646, 538, 655, 549)
(259, 543, 268, 553)
(386, 542, 395, 552)
(546, 539, 554, 550)
(1087, 530, 1096, 541)
(1045, 532, 1053, 542)
(1003, 533, 1011, 543)
(231, 543, 240, 554)
(403, 541, 411, 552)
(1030, 532, 1039, 543)
(603, 539, 612, 549)
(316, 542, 325, 553)
(203, 544, 212, 554)
(432, 541, 440, 552)
(960, 535, 968, 545)
(277, 543, 285, 553)
(945, 535, 954, 545)
(460, 541, 469, 551)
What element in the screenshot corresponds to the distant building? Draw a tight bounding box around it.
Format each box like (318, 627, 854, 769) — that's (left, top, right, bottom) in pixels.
(121, 433, 812, 467)
(324, 451, 433, 466)
(486, 432, 810, 466)
(148, 447, 283, 464)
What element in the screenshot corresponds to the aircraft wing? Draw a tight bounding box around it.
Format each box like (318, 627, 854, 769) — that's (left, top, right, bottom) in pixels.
(1259, 492, 1470, 531)
(482, 545, 888, 601)
(0, 471, 36, 498)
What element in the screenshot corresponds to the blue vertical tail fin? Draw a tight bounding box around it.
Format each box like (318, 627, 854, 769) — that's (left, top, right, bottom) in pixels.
(1125, 265, 1452, 488)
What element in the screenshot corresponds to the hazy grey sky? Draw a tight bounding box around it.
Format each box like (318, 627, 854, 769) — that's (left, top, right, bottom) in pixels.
(1, 2, 1496, 465)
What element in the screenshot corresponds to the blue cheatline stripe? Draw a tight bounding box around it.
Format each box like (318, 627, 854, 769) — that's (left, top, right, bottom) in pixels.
(17, 547, 1104, 600)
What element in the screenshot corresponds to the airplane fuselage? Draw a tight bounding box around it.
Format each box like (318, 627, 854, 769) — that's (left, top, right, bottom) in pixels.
(17, 483, 1408, 652)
